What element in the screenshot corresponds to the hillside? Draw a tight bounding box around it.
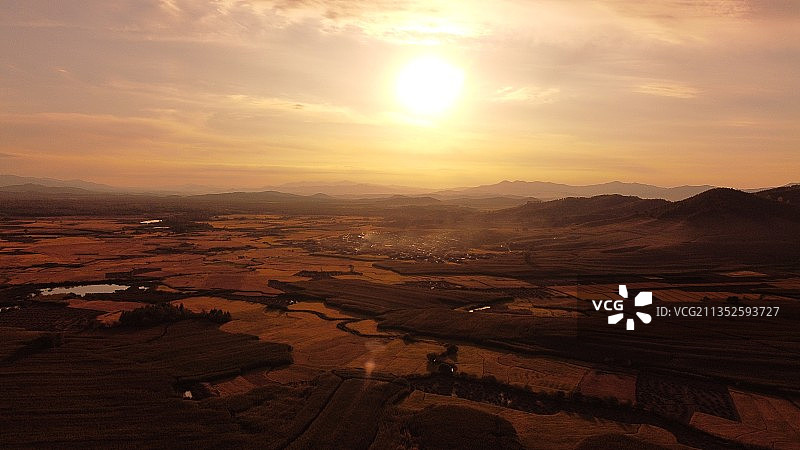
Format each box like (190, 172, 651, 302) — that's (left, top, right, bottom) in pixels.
(655, 188, 800, 224)
(489, 189, 800, 267)
(755, 184, 800, 206)
(496, 194, 668, 226)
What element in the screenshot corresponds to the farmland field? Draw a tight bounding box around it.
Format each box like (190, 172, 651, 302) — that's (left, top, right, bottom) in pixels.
(1, 214, 799, 449)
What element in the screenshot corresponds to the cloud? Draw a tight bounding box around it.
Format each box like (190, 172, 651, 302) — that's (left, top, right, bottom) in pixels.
(224, 94, 365, 121)
(266, 0, 492, 44)
(493, 86, 560, 104)
(602, 0, 753, 19)
(633, 82, 701, 99)
(1, 0, 798, 188)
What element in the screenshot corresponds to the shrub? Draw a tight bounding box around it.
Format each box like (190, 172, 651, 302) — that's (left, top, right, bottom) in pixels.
(119, 303, 232, 327)
(206, 308, 232, 324)
(444, 343, 459, 356)
(160, 215, 213, 233)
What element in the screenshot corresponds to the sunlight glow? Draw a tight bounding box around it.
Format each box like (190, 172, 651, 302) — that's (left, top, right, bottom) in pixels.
(395, 56, 464, 117)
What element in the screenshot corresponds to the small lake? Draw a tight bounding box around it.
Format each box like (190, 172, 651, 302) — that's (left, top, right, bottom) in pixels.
(139, 219, 163, 224)
(39, 284, 130, 296)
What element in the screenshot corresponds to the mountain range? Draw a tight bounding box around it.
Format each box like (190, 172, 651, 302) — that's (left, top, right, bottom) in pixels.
(0, 174, 766, 201)
(0, 175, 120, 192)
(433, 180, 715, 201)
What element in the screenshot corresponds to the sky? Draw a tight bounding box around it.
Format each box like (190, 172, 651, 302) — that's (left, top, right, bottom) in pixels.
(1, 0, 799, 189)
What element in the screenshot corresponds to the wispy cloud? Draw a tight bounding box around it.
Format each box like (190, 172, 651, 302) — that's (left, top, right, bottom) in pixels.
(634, 82, 701, 99)
(224, 94, 364, 121)
(493, 86, 560, 104)
(268, 0, 491, 44)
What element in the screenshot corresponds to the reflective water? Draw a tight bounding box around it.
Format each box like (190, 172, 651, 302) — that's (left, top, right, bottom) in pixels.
(39, 284, 130, 296)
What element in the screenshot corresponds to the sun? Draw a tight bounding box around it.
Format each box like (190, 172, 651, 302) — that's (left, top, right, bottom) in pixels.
(395, 56, 464, 117)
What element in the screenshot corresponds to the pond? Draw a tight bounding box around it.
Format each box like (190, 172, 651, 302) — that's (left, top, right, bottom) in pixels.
(39, 284, 131, 296)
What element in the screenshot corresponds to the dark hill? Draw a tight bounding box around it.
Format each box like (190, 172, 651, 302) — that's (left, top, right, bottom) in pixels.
(442, 196, 539, 210)
(496, 194, 668, 226)
(650, 188, 800, 264)
(655, 188, 800, 224)
(755, 184, 800, 206)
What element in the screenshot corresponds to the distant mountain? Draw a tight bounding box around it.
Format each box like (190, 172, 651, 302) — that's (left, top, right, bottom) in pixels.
(0, 175, 119, 192)
(0, 183, 95, 195)
(366, 195, 441, 206)
(190, 190, 315, 203)
(2, 174, 791, 205)
(268, 181, 431, 197)
(144, 184, 235, 195)
(435, 180, 714, 201)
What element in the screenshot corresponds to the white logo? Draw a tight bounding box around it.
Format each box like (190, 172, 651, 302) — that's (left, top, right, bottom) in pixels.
(592, 285, 652, 331)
